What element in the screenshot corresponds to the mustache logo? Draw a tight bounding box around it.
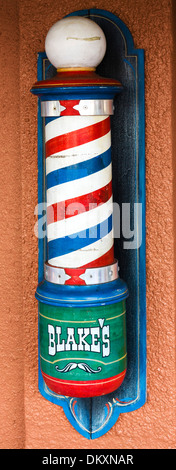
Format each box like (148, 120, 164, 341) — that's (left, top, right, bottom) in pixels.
(55, 362, 102, 374)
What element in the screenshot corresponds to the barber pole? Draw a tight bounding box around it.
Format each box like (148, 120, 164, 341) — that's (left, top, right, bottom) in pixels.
(31, 16, 128, 397)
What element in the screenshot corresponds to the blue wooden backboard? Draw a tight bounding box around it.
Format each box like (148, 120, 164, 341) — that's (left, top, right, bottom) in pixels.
(36, 8, 146, 439)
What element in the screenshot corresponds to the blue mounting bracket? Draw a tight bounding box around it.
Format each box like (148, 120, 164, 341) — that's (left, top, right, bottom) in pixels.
(36, 8, 146, 439)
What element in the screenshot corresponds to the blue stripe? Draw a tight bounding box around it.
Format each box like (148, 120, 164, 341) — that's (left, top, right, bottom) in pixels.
(45, 116, 60, 125)
(48, 214, 112, 260)
(46, 148, 111, 190)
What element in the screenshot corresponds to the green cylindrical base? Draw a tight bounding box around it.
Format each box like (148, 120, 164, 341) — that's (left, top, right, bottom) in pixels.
(39, 299, 127, 397)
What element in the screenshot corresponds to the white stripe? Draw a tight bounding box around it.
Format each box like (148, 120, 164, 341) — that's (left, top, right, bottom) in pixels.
(46, 163, 112, 206)
(45, 132, 111, 175)
(48, 230, 114, 268)
(45, 115, 107, 143)
(47, 196, 113, 241)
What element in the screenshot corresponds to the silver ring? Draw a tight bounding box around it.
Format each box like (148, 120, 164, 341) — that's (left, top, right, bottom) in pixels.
(79, 262, 119, 285)
(44, 261, 119, 285)
(44, 264, 71, 285)
(41, 99, 114, 116)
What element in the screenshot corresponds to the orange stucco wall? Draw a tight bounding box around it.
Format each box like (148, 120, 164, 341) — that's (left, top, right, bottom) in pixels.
(0, 0, 175, 449)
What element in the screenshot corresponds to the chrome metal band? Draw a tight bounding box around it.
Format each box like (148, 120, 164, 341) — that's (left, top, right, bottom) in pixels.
(41, 99, 114, 117)
(44, 264, 71, 285)
(44, 261, 119, 285)
(79, 262, 119, 285)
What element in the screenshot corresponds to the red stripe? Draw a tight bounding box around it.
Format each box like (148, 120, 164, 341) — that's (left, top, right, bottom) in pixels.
(47, 181, 112, 225)
(60, 100, 80, 116)
(65, 267, 88, 286)
(42, 369, 126, 398)
(33, 70, 122, 88)
(81, 246, 114, 269)
(64, 248, 115, 285)
(45, 247, 114, 287)
(46, 247, 115, 286)
(45, 117, 110, 158)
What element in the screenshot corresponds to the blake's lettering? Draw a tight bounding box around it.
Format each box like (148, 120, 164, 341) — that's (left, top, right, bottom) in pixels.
(48, 324, 56, 356)
(102, 325, 110, 357)
(78, 328, 90, 351)
(47, 320, 110, 358)
(56, 326, 65, 351)
(90, 327, 100, 353)
(65, 327, 77, 351)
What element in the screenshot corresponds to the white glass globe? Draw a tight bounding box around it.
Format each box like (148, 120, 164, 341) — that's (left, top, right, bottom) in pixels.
(45, 16, 107, 69)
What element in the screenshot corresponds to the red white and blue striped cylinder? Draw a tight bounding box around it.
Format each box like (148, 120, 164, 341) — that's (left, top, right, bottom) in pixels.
(45, 112, 114, 279)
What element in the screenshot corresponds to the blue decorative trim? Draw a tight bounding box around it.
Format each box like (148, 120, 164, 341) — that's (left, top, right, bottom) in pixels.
(31, 86, 122, 100)
(35, 277, 128, 307)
